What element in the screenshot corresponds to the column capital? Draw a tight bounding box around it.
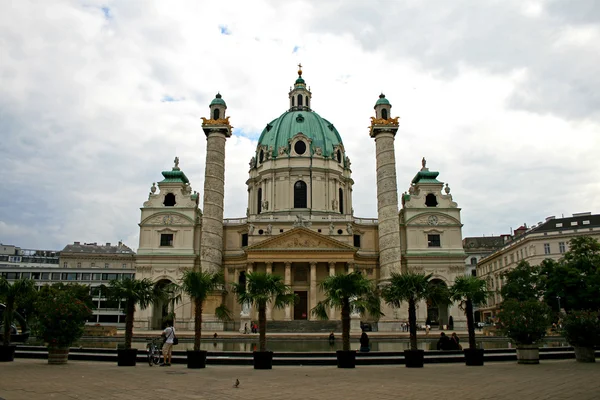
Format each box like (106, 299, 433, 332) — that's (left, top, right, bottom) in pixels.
(265, 261, 273, 267)
(309, 261, 317, 268)
(328, 261, 336, 268)
(284, 261, 292, 268)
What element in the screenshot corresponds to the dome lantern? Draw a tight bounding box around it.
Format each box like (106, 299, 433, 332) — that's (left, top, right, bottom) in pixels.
(289, 64, 312, 111)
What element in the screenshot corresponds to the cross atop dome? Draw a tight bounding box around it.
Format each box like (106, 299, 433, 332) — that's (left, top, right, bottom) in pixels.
(289, 64, 311, 111)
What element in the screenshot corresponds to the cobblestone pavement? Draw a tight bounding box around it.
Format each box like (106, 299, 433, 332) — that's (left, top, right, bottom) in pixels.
(1, 359, 598, 400)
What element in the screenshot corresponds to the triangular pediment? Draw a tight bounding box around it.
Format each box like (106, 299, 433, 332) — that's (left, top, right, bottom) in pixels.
(246, 227, 356, 252)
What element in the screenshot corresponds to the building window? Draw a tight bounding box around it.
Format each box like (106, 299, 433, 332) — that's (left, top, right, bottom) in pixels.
(470, 257, 477, 265)
(297, 94, 303, 106)
(213, 108, 220, 120)
(382, 108, 388, 119)
(294, 140, 306, 155)
(471, 269, 477, 277)
(544, 243, 551, 255)
(91, 262, 95, 268)
(425, 193, 438, 207)
(339, 188, 344, 213)
(63, 262, 67, 268)
(160, 234, 174, 247)
(104, 263, 110, 269)
(337, 149, 342, 163)
(510, 254, 514, 263)
(559, 242, 566, 253)
(257, 188, 262, 214)
(353, 234, 361, 248)
(122, 263, 127, 269)
(294, 180, 307, 208)
(163, 193, 176, 207)
(77, 262, 81, 268)
(241, 233, 248, 247)
(427, 234, 441, 247)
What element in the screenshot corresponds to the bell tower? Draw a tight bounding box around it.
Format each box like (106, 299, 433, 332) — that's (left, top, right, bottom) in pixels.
(199, 94, 233, 273)
(369, 94, 402, 281)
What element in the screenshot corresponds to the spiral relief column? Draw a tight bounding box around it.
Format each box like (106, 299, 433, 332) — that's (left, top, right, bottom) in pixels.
(200, 93, 232, 273)
(370, 94, 402, 281)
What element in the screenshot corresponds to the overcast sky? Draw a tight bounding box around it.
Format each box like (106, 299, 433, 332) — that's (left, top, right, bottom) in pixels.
(1, 0, 599, 251)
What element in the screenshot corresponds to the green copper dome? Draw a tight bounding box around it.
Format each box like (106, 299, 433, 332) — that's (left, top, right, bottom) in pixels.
(210, 93, 226, 107)
(256, 110, 343, 159)
(375, 93, 390, 106)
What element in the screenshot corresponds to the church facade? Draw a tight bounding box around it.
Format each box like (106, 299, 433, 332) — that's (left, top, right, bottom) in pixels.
(134, 68, 467, 332)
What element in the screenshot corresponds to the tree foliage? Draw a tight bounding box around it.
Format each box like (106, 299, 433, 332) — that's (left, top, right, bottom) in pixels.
(381, 272, 432, 351)
(500, 261, 543, 301)
(232, 272, 296, 352)
(311, 272, 383, 351)
(0, 277, 36, 346)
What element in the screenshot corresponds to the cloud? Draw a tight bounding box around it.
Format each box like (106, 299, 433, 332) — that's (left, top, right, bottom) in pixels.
(0, 0, 598, 251)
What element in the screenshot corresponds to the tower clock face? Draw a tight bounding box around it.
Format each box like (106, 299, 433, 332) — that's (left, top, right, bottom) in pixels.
(428, 215, 439, 226)
(163, 215, 174, 225)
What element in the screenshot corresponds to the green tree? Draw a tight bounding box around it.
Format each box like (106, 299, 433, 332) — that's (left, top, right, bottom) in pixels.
(540, 236, 600, 312)
(500, 261, 543, 301)
(449, 276, 488, 350)
(381, 272, 432, 351)
(311, 272, 383, 351)
(179, 270, 231, 351)
(1, 278, 36, 346)
(103, 278, 162, 349)
(496, 299, 552, 345)
(232, 272, 296, 352)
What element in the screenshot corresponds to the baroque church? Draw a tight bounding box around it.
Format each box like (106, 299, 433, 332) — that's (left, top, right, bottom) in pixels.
(134, 67, 467, 332)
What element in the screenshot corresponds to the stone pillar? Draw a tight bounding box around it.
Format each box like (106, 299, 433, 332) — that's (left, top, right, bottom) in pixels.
(200, 111, 232, 273)
(328, 261, 336, 319)
(347, 262, 354, 273)
(265, 262, 273, 320)
(284, 262, 292, 321)
(370, 117, 401, 281)
(239, 262, 253, 333)
(309, 261, 317, 321)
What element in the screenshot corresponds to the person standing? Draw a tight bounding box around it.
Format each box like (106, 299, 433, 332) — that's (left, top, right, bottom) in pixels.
(359, 332, 370, 352)
(161, 321, 175, 366)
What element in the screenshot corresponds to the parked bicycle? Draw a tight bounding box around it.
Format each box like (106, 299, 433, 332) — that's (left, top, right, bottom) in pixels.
(146, 337, 163, 366)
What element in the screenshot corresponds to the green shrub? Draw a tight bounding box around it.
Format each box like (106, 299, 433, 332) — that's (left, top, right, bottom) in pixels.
(496, 299, 552, 345)
(561, 310, 600, 347)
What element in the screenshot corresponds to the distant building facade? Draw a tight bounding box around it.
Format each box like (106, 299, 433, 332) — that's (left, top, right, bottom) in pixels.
(477, 212, 600, 321)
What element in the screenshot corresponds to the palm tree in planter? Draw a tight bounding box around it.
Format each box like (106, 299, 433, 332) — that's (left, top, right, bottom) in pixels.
(180, 270, 232, 369)
(449, 276, 489, 366)
(232, 272, 296, 369)
(0, 277, 36, 362)
(312, 272, 383, 368)
(381, 272, 433, 368)
(104, 277, 164, 366)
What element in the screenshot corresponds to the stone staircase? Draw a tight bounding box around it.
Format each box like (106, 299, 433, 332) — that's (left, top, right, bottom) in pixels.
(265, 320, 342, 333)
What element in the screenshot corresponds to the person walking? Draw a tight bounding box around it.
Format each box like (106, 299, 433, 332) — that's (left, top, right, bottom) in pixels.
(161, 320, 175, 366)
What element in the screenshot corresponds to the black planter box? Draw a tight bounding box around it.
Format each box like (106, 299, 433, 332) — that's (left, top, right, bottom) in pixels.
(253, 351, 273, 369)
(0, 344, 16, 362)
(336, 350, 356, 369)
(187, 350, 207, 369)
(464, 348, 484, 366)
(117, 348, 137, 367)
(404, 349, 424, 368)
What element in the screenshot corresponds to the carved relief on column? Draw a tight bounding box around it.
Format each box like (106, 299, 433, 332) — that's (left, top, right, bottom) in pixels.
(309, 261, 317, 321)
(284, 262, 292, 321)
(328, 261, 336, 319)
(241, 262, 254, 318)
(265, 262, 273, 320)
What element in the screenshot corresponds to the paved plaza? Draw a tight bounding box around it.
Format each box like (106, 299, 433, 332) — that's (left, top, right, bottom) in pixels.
(1, 359, 599, 400)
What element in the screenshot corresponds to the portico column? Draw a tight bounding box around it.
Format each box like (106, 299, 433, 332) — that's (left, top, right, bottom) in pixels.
(284, 262, 292, 321)
(328, 261, 336, 319)
(266, 262, 273, 320)
(309, 261, 317, 321)
(347, 262, 354, 273)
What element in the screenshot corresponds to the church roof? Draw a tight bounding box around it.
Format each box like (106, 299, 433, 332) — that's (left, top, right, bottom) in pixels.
(160, 169, 189, 184)
(257, 110, 344, 159)
(210, 93, 226, 107)
(375, 93, 390, 106)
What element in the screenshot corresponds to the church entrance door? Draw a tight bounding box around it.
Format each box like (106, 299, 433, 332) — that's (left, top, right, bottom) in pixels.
(294, 291, 308, 320)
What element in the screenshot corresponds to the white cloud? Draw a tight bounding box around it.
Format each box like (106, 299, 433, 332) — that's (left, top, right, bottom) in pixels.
(0, 0, 599, 251)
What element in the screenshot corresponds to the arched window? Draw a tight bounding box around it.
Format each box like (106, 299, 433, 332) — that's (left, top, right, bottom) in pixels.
(294, 180, 307, 208)
(470, 257, 477, 265)
(259, 150, 264, 163)
(297, 94, 303, 107)
(339, 188, 344, 213)
(292, 96, 295, 107)
(238, 271, 246, 290)
(305, 96, 309, 108)
(425, 193, 438, 207)
(164, 193, 176, 207)
(337, 149, 342, 163)
(213, 108, 220, 120)
(257, 188, 262, 214)
(381, 108, 388, 119)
